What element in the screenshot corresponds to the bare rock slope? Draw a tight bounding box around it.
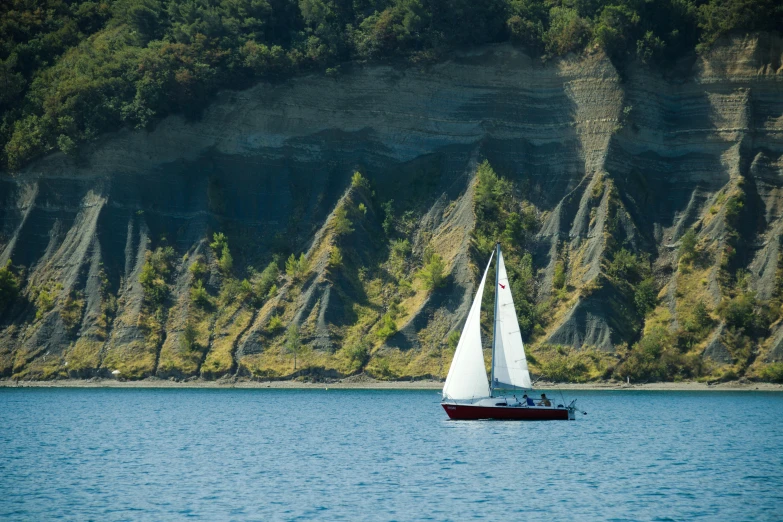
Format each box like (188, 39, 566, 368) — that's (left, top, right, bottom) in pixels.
(1, 34, 782, 381)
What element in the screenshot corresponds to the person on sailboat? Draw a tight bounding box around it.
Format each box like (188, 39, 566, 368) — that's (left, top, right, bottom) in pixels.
(537, 394, 551, 407)
(522, 394, 535, 406)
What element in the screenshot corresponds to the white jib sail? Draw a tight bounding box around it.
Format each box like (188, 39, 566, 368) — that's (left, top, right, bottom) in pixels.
(442, 252, 494, 401)
(492, 249, 532, 390)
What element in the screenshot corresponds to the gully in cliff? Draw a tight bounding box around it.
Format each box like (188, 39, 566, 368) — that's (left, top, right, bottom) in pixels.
(442, 243, 585, 421)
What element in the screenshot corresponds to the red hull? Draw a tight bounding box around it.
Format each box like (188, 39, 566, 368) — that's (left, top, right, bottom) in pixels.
(442, 403, 571, 421)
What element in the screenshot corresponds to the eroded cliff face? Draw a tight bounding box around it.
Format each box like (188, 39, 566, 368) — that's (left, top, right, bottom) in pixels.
(1, 34, 782, 381)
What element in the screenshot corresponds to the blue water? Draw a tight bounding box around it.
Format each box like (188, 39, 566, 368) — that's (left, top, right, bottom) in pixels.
(1, 389, 781, 521)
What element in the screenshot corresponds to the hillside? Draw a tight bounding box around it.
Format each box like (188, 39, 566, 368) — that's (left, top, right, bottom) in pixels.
(1, 34, 783, 383)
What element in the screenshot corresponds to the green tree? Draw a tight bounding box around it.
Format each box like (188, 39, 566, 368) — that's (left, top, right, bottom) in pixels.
(126, 0, 165, 44)
(698, 0, 783, 48)
(693, 301, 712, 330)
(758, 362, 783, 383)
(634, 277, 657, 316)
(286, 323, 304, 370)
(351, 171, 370, 189)
(210, 232, 228, 253)
(60, 291, 84, 332)
(502, 212, 524, 246)
(419, 253, 447, 291)
(346, 338, 370, 371)
(286, 253, 309, 281)
(34, 284, 58, 321)
(0, 260, 20, 312)
(190, 280, 211, 308)
(376, 313, 397, 340)
(268, 314, 284, 332)
(506, 0, 547, 48)
(180, 322, 198, 351)
(189, 260, 207, 281)
(140, 247, 174, 306)
(218, 244, 233, 274)
(253, 261, 279, 301)
(332, 205, 354, 236)
(718, 292, 769, 336)
(679, 229, 697, 263)
(328, 246, 343, 270)
(608, 248, 646, 282)
(616, 326, 675, 381)
(391, 239, 411, 259)
(447, 330, 461, 351)
(381, 200, 395, 236)
(553, 260, 566, 290)
(544, 7, 591, 55)
(286, 253, 299, 279)
(475, 160, 506, 221)
(594, 4, 641, 60)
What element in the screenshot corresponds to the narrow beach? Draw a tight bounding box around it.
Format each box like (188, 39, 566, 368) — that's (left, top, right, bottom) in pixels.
(2, 378, 781, 391)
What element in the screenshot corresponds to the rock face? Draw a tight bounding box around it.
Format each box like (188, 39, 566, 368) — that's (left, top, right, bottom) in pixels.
(1, 34, 782, 380)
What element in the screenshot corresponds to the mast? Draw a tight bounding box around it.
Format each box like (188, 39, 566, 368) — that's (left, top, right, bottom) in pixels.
(490, 242, 500, 397)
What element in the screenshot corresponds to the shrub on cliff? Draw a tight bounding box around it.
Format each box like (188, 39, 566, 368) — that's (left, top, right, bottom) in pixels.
(418, 253, 447, 291)
(267, 314, 284, 332)
(0, 260, 20, 312)
(345, 339, 370, 372)
(328, 246, 343, 271)
(553, 260, 566, 290)
(218, 246, 233, 274)
(679, 229, 698, 264)
(180, 322, 198, 352)
(634, 277, 657, 316)
(33, 283, 61, 321)
(616, 326, 706, 381)
(253, 261, 280, 301)
(332, 206, 354, 237)
(717, 292, 773, 337)
(757, 362, 783, 383)
(376, 313, 397, 341)
(190, 280, 211, 308)
(189, 260, 208, 282)
(210, 233, 233, 274)
(285, 323, 305, 370)
(285, 253, 309, 282)
(472, 161, 544, 339)
(60, 291, 84, 332)
(608, 248, 647, 282)
(351, 171, 370, 190)
(140, 246, 175, 306)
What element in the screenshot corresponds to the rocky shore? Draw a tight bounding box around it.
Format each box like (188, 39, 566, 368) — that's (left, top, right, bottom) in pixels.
(2, 378, 781, 391)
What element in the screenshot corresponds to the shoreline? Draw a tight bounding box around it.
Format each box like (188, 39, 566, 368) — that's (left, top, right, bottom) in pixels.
(1, 378, 782, 391)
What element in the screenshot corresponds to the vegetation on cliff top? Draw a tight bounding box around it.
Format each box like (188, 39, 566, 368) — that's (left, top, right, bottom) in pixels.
(1, 0, 781, 170)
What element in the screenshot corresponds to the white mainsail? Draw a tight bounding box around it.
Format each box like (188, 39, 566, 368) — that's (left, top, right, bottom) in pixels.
(492, 249, 532, 391)
(442, 252, 494, 401)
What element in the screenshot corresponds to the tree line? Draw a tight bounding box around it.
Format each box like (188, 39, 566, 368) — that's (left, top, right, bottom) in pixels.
(1, 0, 781, 170)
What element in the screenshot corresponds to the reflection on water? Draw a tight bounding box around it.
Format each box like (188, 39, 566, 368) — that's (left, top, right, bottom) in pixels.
(1, 389, 781, 520)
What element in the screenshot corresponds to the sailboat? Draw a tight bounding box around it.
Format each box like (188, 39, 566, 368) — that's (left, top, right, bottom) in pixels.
(442, 243, 577, 421)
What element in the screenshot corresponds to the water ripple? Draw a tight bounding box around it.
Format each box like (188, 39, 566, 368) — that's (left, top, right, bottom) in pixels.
(1, 389, 782, 520)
